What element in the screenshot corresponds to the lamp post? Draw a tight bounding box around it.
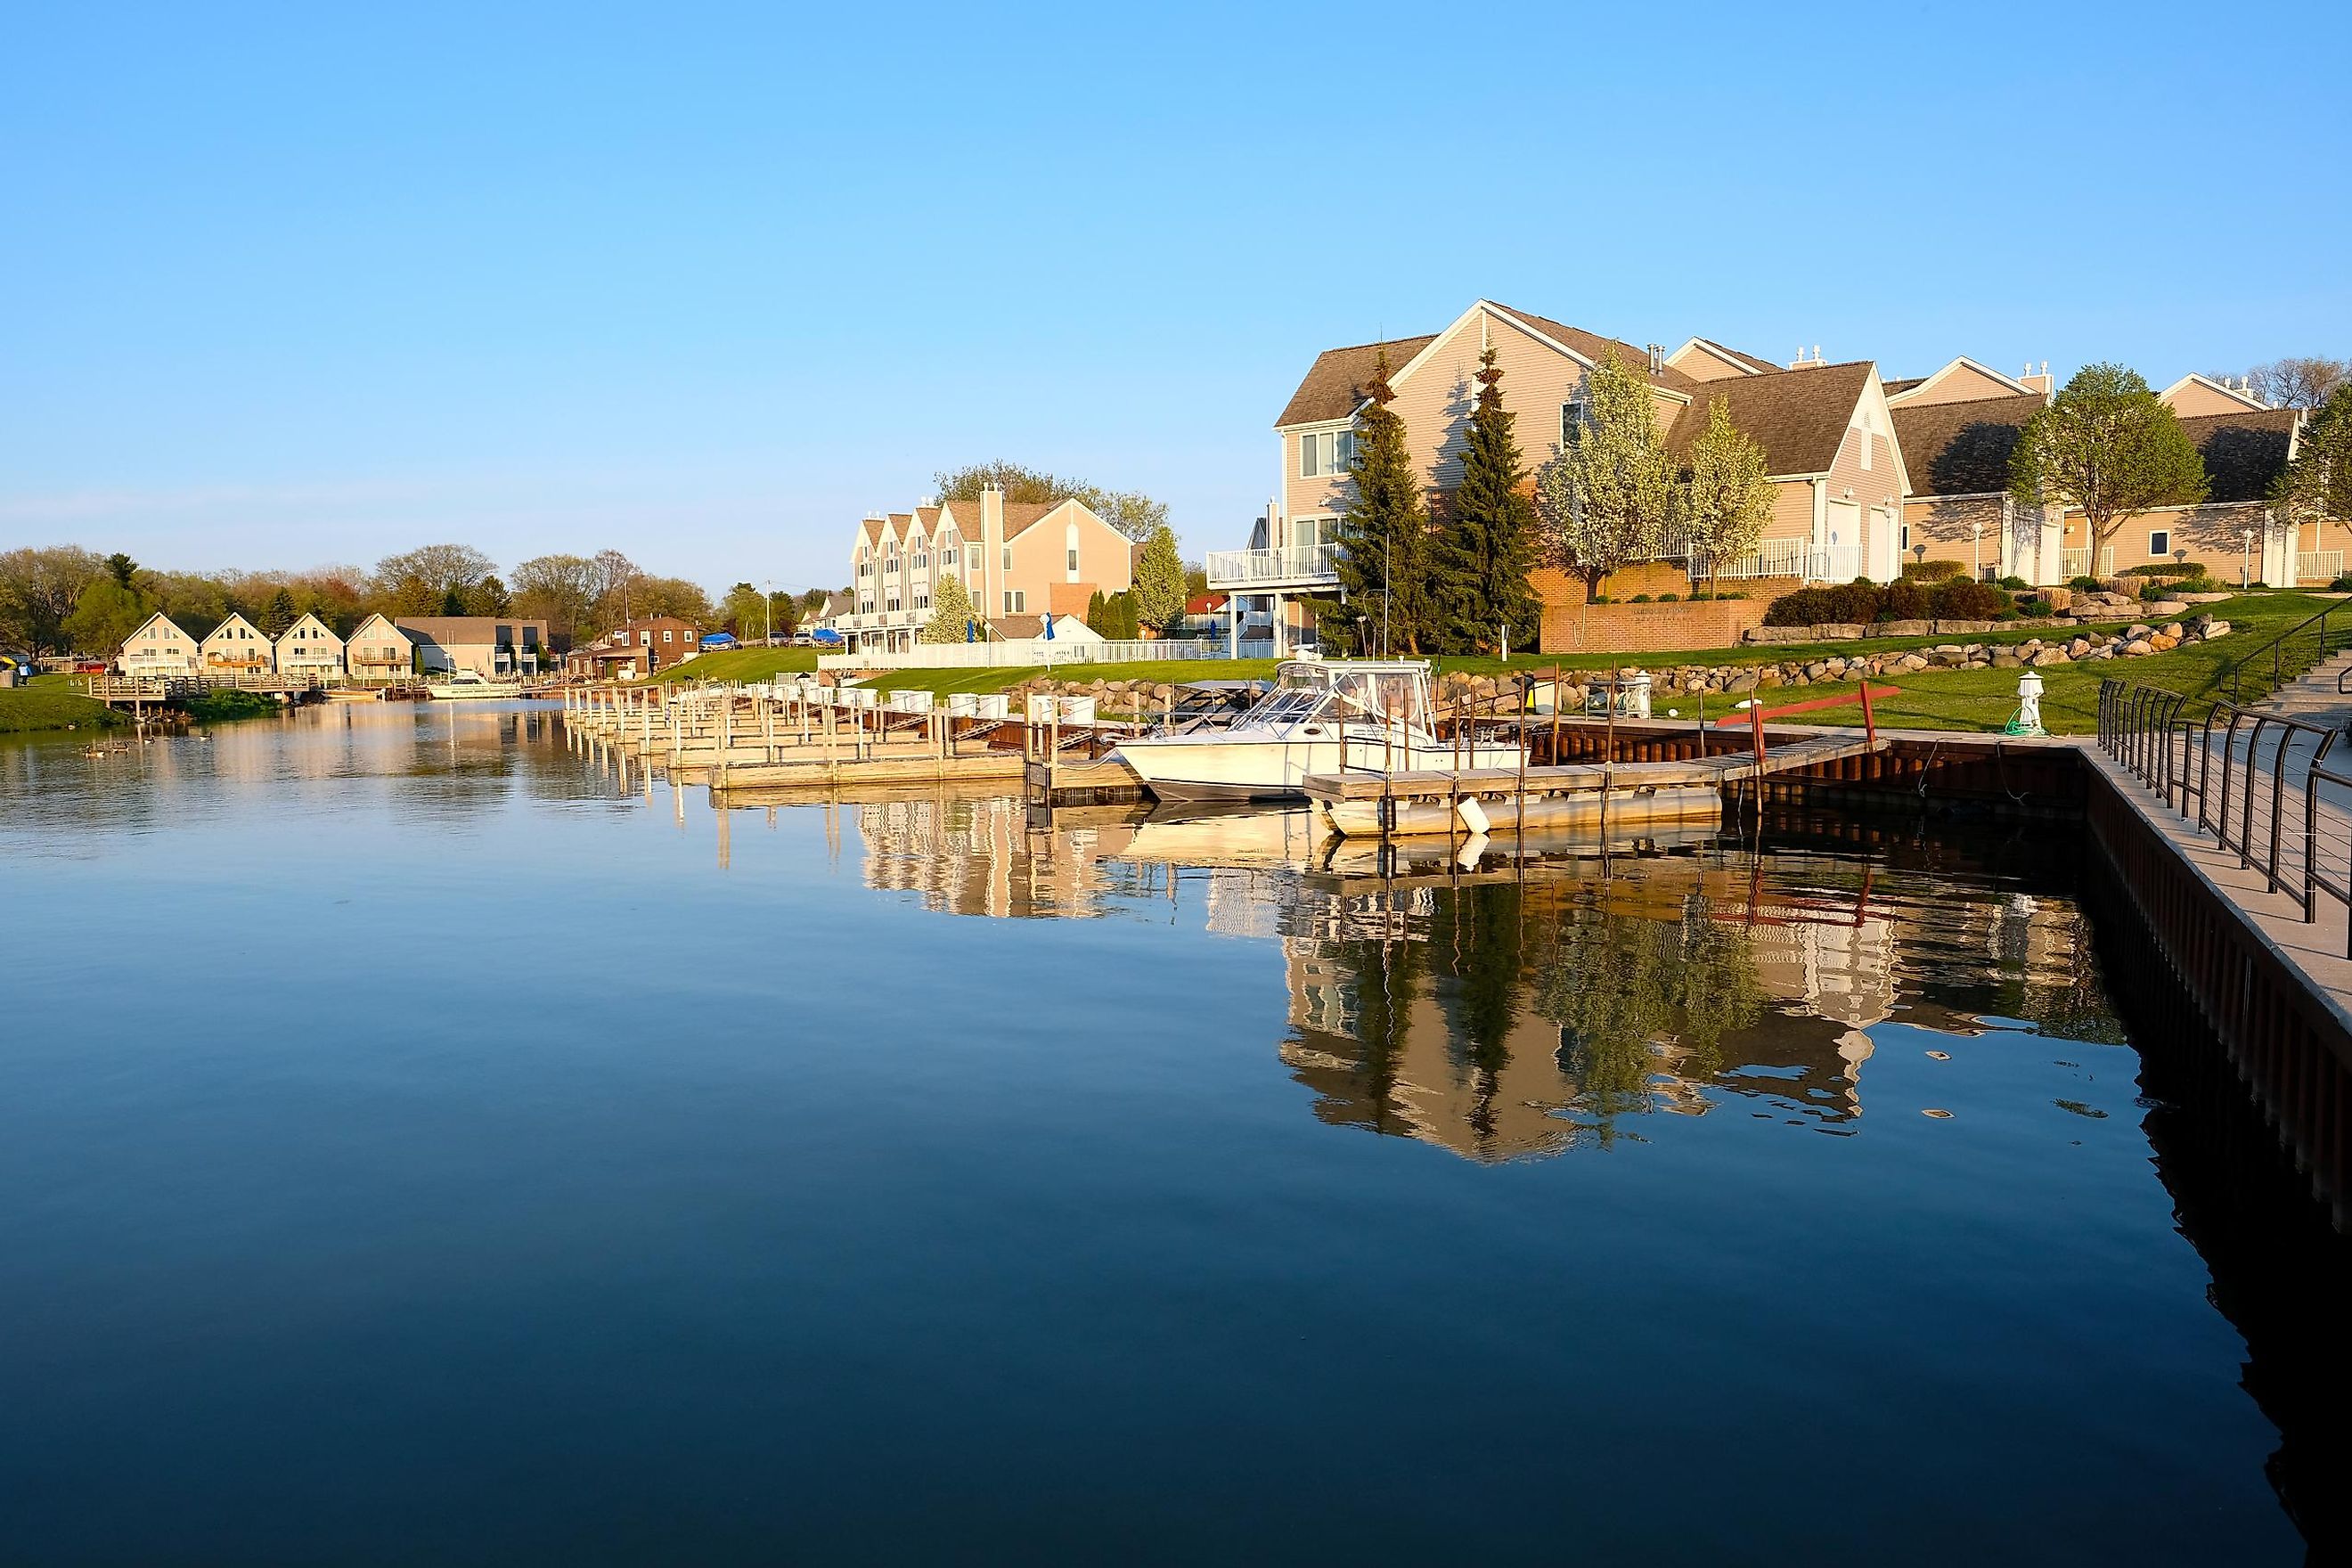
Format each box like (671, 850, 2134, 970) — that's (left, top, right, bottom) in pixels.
(2242, 527, 2255, 590)
(1973, 517, 1983, 581)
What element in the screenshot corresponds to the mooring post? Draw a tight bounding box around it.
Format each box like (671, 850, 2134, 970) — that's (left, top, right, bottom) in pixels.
(1860, 682, 1877, 748)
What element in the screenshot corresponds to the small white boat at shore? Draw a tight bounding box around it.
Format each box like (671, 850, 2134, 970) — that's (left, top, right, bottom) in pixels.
(1109, 658, 1522, 803)
(424, 670, 523, 700)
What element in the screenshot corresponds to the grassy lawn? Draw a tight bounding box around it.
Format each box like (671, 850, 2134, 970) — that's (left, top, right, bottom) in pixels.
(0, 674, 126, 735)
(817, 593, 2320, 735)
(657, 646, 819, 684)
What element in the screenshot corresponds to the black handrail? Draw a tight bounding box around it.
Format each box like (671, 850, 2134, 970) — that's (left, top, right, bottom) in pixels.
(2101, 677, 2346, 914)
(2225, 598, 2352, 703)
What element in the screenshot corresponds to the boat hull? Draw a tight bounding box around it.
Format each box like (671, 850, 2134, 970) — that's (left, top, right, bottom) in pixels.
(1110, 734, 1523, 803)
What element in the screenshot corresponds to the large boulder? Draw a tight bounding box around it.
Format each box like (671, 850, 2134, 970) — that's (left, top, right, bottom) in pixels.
(2029, 648, 2070, 666)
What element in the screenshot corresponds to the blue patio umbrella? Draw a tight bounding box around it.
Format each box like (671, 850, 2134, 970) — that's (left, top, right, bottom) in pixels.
(1041, 613, 1054, 640)
(965, 618, 975, 642)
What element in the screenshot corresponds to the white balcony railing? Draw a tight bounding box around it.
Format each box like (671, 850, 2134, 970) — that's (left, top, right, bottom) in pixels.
(1205, 544, 1341, 590)
(1695, 540, 1859, 583)
(2299, 551, 2344, 584)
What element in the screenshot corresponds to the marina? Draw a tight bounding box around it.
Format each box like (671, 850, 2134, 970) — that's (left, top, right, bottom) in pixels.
(7, 698, 2350, 1562)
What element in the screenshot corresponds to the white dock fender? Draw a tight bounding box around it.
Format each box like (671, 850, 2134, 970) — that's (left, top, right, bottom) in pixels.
(1455, 795, 1490, 835)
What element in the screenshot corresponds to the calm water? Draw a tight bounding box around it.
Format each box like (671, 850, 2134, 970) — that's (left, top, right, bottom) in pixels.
(2, 702, 2342, 1564)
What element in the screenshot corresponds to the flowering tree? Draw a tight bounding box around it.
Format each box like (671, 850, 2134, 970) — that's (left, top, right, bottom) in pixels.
(919, 574, 976, 643)
(1535, 350, 1674, 603)
(1679, 401, 1776, 595)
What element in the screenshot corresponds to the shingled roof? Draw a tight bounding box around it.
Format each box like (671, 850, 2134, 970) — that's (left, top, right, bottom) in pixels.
(1488, 305, 1701, 393)
(1666, 362, 1876, 477)
(2182, 408, 2301, 502)
(1891, 392, 2046, 497)
(1276, 335, 1441, 427)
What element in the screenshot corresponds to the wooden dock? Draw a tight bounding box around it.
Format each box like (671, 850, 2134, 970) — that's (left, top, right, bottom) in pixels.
(1303, 731, 1892, 837)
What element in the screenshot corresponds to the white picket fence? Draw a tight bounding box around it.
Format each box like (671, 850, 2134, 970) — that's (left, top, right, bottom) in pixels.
(820, 637, 1278, 672)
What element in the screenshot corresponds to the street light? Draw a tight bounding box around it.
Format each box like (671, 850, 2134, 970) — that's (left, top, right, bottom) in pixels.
(2242, 527, 2255, 590)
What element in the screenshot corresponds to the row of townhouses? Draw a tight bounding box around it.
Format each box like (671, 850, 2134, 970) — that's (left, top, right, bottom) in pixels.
(116, 611, 552, 681)
(1210, 298, 2323, 649)
(810, 489, 1142, 653)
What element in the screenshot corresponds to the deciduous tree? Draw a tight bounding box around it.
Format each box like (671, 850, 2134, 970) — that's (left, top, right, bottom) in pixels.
(511, 553, 600, 641)
(1535, 350, 1674, 606)
(931, 461, 1172, 541)
(1334, 348, 1436, 655)
(1679, 400, 1776, 595)
(0, 545, 103, 655)
(373, 544, 495, 613)
(62, 577, 153, 658)
(1433, 347, 1539, 653)
(1132, 522, 1188, 633)
(2276, 385, 2352, 527)
(919, 575, 977, 643)
(2010, 363, 2207, 571)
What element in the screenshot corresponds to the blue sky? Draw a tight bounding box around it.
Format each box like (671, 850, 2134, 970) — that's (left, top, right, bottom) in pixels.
(4, 2, 2346, 594)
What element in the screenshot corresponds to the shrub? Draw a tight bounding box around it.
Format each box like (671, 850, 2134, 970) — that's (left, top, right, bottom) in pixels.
(1880, 579, 1931, 621)
(2332, 576, 2352, 592)
(2069, 576, 2103, 591)
(1763, 587, 1834, 626)
(2124, 561, 2207, 578)
(1929, 578, 2011, 620)
(1657, 592, 1678, 602)
(1630, 593, 1653, 603)
(1590, 595, 1613, 605)
(2176, 576, 2229, 594)
(1826, 579, 1881, 624)
(1997, 576, 2029, 592)
(1900, 559, 1968, 581)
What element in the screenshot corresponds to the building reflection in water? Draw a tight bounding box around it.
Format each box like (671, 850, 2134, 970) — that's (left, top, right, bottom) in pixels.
(834, 792, 2112, 1164)
(1278, 862, 2106, 1164)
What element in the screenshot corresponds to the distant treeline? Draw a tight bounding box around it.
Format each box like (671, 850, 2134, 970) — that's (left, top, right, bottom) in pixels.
(0, 544, 836, 658)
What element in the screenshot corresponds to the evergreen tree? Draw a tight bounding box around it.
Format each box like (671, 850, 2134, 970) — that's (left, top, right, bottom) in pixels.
(2277, 384, 2352, 527)
(1334, 348, 1435, 655)
(1433, 347, 1539, 653)
(1085, 588, 1107, 632)
(259, 586, 298, 635)
(1133, 522, 1187, 633)
(919, 574, 976, 642)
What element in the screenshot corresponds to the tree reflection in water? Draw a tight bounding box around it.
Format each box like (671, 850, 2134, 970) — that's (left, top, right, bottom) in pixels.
(1279, 855, 2106, 1164)
(1537, 894, 1765, 1142)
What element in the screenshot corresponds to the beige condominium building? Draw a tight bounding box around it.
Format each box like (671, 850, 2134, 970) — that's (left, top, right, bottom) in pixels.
(274, 612, 346, 679)
(199, 612, 274, 675)
(118, 612, 202, 676)
(393, 616, 551, 677)
(1221, 298, 2320, 625)
(838, 488, 1134, 653)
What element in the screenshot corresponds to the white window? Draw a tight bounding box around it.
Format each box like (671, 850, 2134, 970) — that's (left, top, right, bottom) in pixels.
(663, 630, 673, 642)
(639, 631, 650, 646)
(941, 543, 957, 564)
(1858, 412, 1874, 470)
(1067, 548, 1079, 572)
(1298, 429, 1355, 478)
(1562, 400, 1588, 446)
(1001, 546, 1013, 572)
(1003, 590, 1025, 614)
(2149, 529, 2171, 559)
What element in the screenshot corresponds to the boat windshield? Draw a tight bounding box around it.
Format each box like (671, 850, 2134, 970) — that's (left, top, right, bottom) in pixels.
(1236, 666, 1429, 732)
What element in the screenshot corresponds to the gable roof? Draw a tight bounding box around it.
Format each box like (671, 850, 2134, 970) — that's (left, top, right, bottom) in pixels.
(1882, 377, 1924, 396)
(348, 612, 410, 641)
(275, 611, 339, 642)
(1002, 502, 1058, 539)
(1485, 303, 1700, 393)
(1891, 392, 2047, 497)
(1665, 362, 1876, 477)
(1884, 356, 2034, 407)
(2161, 372, 2268, 413)
(202, 612, 266, 644)
(1667, 337, 1779, 378)
(2182, 407, 2301, 502)
(124, 610, 194, 645)
(1277, 335, 1442, 427)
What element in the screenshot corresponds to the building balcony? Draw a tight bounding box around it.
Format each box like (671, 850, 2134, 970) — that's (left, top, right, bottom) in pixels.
(1205, 544, 1341, 592)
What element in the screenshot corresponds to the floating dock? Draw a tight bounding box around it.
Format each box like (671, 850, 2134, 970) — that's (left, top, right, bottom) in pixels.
(1304, 731, 1893, 837)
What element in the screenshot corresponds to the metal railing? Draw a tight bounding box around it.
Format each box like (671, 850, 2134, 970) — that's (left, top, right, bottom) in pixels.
(2099, 677, 2352, 945)
(2222, 597, 2352, 703)
(1204, 544, 1341, 588)
(1694, 540, 1859, 584)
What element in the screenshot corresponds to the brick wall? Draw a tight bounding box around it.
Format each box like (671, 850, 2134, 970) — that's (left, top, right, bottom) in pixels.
(1533, 567, 1798, 654)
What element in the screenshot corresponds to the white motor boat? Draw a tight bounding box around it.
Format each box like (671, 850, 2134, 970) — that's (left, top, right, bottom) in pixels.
(424, 669, 524, 700)
(1108, 658, 1523, 803)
